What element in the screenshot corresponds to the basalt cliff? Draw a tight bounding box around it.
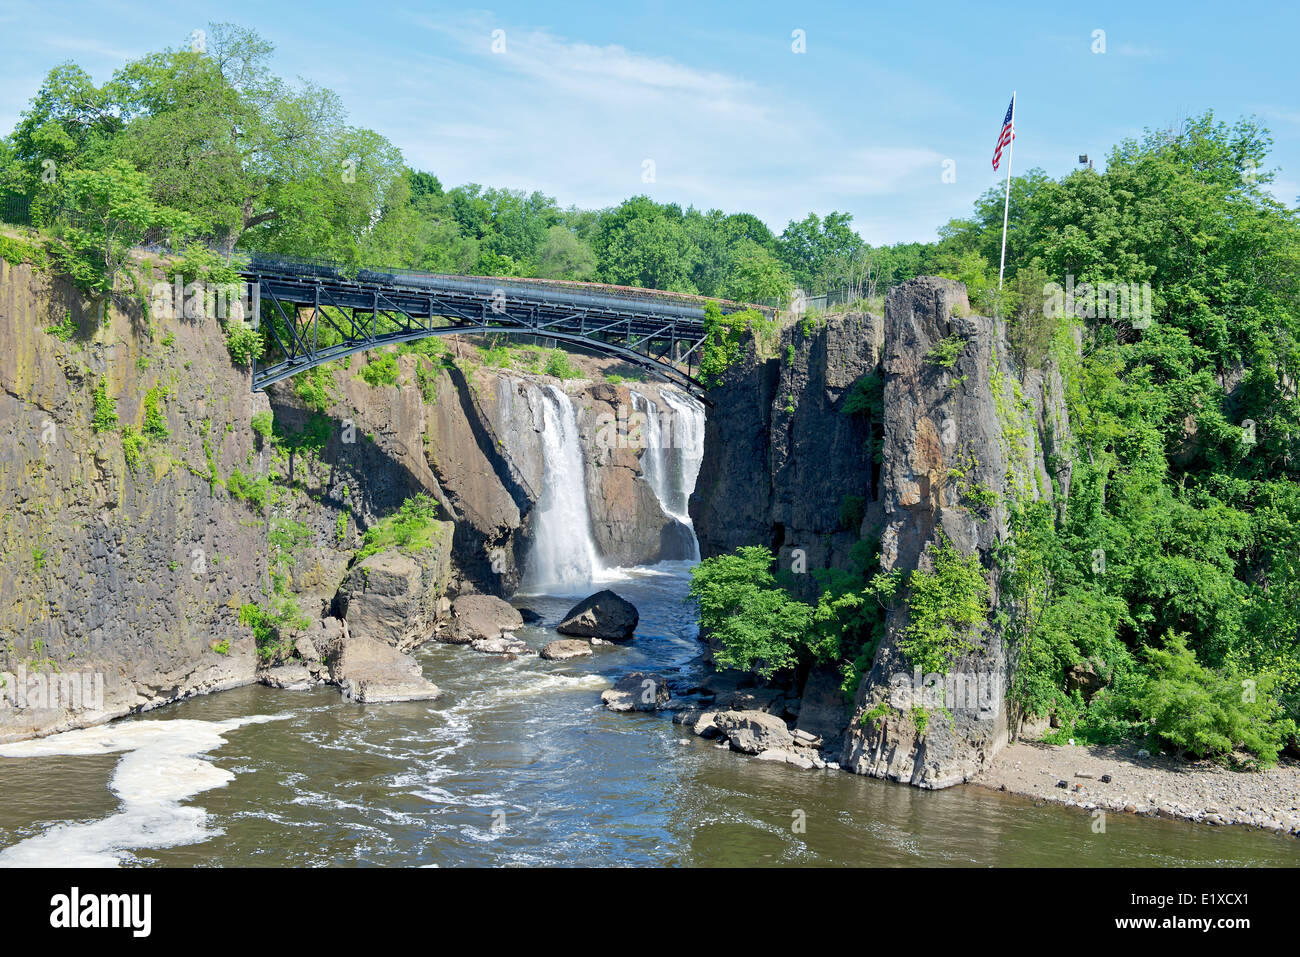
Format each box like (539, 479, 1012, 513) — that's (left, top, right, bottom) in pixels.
(0, 254, 700, 740)
(692, 277, 1071, 787)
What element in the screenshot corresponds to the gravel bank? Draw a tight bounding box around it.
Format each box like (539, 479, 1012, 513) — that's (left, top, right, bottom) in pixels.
(973, 740, 1300, 836)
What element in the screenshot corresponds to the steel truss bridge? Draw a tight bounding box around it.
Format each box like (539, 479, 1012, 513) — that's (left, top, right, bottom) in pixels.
(242, 254, 751, 398)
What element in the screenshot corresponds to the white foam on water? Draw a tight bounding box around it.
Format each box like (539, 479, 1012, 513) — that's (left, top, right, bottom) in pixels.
(0, 714, 282, 867)
(448, 670, 611, 708)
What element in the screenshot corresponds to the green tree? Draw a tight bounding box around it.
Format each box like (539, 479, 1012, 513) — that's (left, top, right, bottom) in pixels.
(536, 225, 596, 280)
(55, 160, 186, 292)
(688, 546, 813, 676)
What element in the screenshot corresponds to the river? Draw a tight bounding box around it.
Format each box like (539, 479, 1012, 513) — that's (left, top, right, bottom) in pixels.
(1, 561, 1297, 867)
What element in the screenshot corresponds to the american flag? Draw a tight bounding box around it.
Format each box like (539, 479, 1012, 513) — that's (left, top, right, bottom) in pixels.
(992, 95, 1015, 172)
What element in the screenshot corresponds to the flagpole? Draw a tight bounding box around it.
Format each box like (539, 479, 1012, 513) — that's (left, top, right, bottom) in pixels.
(997, 90, 1015, 291)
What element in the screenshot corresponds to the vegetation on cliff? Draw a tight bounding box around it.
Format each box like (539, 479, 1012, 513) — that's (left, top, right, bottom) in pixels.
(693, 115, 1300, 766)
(4, 21, 1298, 766)
(689, 543, 898, 692)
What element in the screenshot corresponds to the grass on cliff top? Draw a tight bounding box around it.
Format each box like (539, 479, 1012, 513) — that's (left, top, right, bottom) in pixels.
(356, 493, 445, 560)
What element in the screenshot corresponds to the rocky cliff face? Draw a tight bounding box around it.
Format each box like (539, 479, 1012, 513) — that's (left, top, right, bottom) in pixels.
(0, 258, 268, 740)
(692, 311, 882, 591)
(692, 277, 1070, 788)
(1, 252, 703, 740)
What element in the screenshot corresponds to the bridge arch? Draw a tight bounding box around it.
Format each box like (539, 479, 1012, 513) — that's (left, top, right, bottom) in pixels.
(241, 255, 734, 401)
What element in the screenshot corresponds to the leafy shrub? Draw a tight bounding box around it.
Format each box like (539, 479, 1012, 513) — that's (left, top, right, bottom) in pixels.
(357, 493, 444, 559)
(692, 542, 899, 689)
(962, 482, 999, 511)
(250, 411, 274, 439)
(544, 351, 580, 379)
(899, 535, 990, 675)
(688, 545, 812, 676)
(227, 469, 270, 511)
(239, 593, 309, 664)
(360, 352, 400, 386)
(700, 302, 771, 387)
(224, 324, 263, 366)
(167, 243, 241, 286)
(1132, 632, 1292, 766)
(91, 380, 118, 433)
(269, 517, 312, 569)
(924, 334, 965, 370)
(120, 425, 145, 471)
(0, 234, 48, 269)
(46, 310, 76, 341)
(293, 365, 337, 413)
(142, 385, 169, 439)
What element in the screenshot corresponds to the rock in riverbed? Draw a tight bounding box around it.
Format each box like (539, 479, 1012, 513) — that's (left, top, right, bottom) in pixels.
(756, 748, 815, 770)
(470, 635, 533, 656)
(713, 709, 795, 755)
(259, 664, 315, 691)
(333, 633, 441, 703)
(445, 594, 525, 645)
(558, 590, 639, 640)
(601, 672, 670, 711)
(541, 639, 593, 660)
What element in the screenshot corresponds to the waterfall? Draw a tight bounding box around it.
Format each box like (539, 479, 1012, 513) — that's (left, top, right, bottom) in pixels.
(630, 390, 670, 511)
(522, 384, 601, 590)
(660, 388, 705, 525)
(631, 387, 706, 561)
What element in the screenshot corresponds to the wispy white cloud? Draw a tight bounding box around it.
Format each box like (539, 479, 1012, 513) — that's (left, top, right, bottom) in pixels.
(35, 33, 140, 64)
(375, 15, 948, 241)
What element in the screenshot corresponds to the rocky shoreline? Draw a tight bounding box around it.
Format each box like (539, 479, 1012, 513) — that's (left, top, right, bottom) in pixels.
(970, 740, 1300, 837)
(608, 668, 1300, 840)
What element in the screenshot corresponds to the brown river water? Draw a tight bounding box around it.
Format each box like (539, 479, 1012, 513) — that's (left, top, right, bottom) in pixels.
(1, 563, 1297, 867)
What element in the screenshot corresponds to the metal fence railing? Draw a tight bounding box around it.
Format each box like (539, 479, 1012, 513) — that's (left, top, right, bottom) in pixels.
(760, 285, 876, 315)
(0, 193, 33, 227)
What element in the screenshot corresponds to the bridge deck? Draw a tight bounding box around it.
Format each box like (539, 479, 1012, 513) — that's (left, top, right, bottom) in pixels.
(242, 254, 747, 398)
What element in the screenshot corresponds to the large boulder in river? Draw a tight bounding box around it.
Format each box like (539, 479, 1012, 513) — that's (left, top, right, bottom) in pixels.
(713, 709, 795, 754)
(601, 672, 670, 711)
(332, 633, 441, 704)
(336, 539, 452, 653)
(557, 590, 639, 640)
(445, 593, 524, 645)
(541, 639, 593, 661)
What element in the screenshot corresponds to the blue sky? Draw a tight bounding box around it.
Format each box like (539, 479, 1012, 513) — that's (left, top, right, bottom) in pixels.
(2, 0, 1297, 244)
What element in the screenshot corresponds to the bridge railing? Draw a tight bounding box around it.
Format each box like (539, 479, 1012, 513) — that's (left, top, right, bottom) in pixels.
(0, 196, 774, 320)
(246, 251, 742, 321)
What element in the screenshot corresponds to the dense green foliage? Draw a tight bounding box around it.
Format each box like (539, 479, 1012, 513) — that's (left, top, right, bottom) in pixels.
(973, 115, 1300, 764)
(359, 352, 399, 387)
(90, 379, 118, 433)
(688, 546, 813, 676)
(898, 536, 992, 675)
(699, 301, 772, 386)
(356, 493, 445, 560)
(689, 543, 898, 691)
(239, 592, 309, 664)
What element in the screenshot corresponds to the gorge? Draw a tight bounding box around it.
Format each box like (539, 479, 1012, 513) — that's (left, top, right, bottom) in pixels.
(1, 253, 1298, 865)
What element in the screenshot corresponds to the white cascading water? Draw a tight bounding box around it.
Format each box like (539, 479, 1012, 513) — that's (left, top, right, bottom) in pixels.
(630, 390, 670, 510)
(522, 384, 601, 590)
(631, 387, 706, 560)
